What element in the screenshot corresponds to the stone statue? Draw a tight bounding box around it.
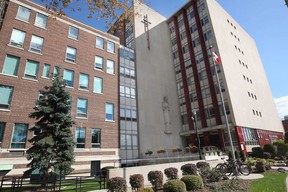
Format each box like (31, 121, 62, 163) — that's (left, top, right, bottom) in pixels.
(162, 96, 172, 134)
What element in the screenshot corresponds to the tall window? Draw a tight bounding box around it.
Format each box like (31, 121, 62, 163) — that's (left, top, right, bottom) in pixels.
(106, 60, 114, 74)
(75, 127, 86, 148)
(95, 56, 103, 70)
(93, 77, 103, 93)
(0, 85, 13, 109)
(2, 55, 20, 76)
(16, 6, 31, 22)
(34, 13, 47, 28)
(10, 29, 26, 48)
(66, 47, 77, 62)
(42, 64, 50, 78)
(53, 66, 59, 77)
(91, 128, 101, 148)
(0, 122, 4, 147)
(79, 73, 89, 90)
(11, 123, 28, 148)
(30, 35, 44, 53)
(105, 103, 114, 121)
(24, 60, 39, 79)
(77, 98, 87, 117)
(68, 26, 79, 40)
(63, 69, 74, 87)
(96, 37, 104, 49)
(107, 41, 115, 53)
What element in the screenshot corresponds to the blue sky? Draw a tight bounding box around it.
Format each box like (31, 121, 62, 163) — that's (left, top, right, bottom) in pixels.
(49, 0, 288, 118)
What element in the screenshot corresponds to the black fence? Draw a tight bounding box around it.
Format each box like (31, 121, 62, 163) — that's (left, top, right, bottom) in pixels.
(0, 170, 107, 192)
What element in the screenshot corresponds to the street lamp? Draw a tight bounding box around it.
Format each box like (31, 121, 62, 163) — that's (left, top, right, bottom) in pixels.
(192, 109, 202, 160)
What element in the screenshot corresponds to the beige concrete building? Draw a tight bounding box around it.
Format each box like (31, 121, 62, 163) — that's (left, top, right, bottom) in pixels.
(112, 0, 284, 159)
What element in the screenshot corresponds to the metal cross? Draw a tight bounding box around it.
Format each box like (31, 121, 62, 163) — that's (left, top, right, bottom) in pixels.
(141, 14, 151, 50)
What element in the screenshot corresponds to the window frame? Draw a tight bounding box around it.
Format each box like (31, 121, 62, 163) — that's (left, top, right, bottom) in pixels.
(0, 85, 14, 109)
(0, 122, 5, 148)
(63, 69, 74, 87)
(94, 56, 104, 70)
(2, 55, 20, 76)
(93, 77, 103, 94)
(79, 73, 89, 90)
(105, 103, 114, 121)
(16, 6, 31, 22)
(107, 41, 115, 53)
(91, 128, 101, 148)
(75, 127, 86, 148)
(24, 60, 39, 80)
(42, 64, 50, 78)
(106, 59, 115, 74)
(66, 46, 77, 63)
(34, 13, 48, 29)
(68, 26, 79, 40)
(77, 98, 88, 118)
(10, 29, 26, 48)
(96, 36, 104, 49)
(11, 123, 28, 148)
(29, 35, 44, 53)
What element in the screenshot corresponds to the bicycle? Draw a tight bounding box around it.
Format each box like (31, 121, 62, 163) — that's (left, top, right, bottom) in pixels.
(215, 157, 250, 176)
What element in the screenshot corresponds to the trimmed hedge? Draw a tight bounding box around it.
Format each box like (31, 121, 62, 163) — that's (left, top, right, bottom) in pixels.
(180, 163, 197, 175)
(181, 175, 204, 191)
(163, 179, 186, 192)
(196, 161, 210, 169)
(148, 170, 163, 190)
(129, 174, 144, 190)
(107, 177, 127, 192)
(164, 167, 178, 180)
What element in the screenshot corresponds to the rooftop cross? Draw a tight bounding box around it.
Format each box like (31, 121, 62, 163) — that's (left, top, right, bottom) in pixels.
(141, 14, 151, 49)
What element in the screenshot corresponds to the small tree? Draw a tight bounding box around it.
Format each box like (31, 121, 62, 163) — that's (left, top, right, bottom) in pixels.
(25, 69, 75, 177)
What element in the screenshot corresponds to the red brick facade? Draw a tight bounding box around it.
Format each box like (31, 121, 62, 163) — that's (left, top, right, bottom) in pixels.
(0, 0, 120, 174)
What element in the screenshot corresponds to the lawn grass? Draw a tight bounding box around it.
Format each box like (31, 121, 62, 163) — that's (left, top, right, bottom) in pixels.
(248, 172, 288, 192)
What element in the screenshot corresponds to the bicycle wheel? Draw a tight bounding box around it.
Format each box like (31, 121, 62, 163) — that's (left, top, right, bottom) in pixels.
(239, 164, 250, 176)
(221, 164, 232, 176)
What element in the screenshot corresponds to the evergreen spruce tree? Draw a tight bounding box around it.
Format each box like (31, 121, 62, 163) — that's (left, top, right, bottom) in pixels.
(25, 69, 75, 177)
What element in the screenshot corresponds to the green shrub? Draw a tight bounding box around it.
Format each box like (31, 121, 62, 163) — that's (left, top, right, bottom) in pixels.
(147, 170, 163, 190)
(181, 175, 204, 191)
(164, 167, 178, 180)
(180, 163, 197, 175)
(239, 150, 246, 162)
(275, 143, 288, 157)
(129, 174, 144, 190)
(267, 159, 276, 163)
(136, 187, 154, 192)
(234, 151, 240, 160)
(196, 161, 210, 169)
(163, 179, 186, 192)
(252, 147, 263, 158)
(107, 177, 127, 192)
(263, 152, 271, 159)
(199, 167, 222, 182)
(255, 159, 266, 173)
(263, 144, 277, 158)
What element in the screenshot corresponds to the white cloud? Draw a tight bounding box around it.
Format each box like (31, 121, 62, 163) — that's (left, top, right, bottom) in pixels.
(274, 96, 288, 120)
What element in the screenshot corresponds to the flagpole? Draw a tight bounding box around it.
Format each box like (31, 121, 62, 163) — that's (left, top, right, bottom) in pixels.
(208, 46, 237, 166)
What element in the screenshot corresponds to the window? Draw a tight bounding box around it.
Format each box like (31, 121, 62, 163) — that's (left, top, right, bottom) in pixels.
(91, 128, 101, 148)
(30, 35, 44, 53)
(42, 64, 50, 78)
(204, 30, 212, 41)
(2, 55, 20, 76)
(0, 122, 5, 147)
(24, 60, 39, 79)
(11, 123, 28, 148)
(93, 77, 103, 93)
(0, 85, 13, 109)
(96, 37, 104, 49)
(75, 127, 85, 148)
(193, 38, 200, 47)
(63, 69, 74, 87)
(201, 16, 209, 26)
(107, 41, 115, 53)
(202, 88, 210, 98)
(77, 98, 87, 117)
(34, 13, 47, 28)
(106, 60, 114, 74)
(66, 47, 77, 62)
(53, 66, 59, 76)
(106, 103, 114, 121)
(190, 24, 197, 33)
(10, 29, 26, 48)
(16, 6, 31, 22)
(79, 73, 89, 89)
(95, 56, 103, 70)
(68, 26, 79, 40)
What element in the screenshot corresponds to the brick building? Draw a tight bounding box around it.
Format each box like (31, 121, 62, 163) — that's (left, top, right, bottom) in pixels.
(0, 0, 120, 175)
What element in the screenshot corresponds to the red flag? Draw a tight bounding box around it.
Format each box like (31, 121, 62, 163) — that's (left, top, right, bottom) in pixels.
(212, 50, 221, 64)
